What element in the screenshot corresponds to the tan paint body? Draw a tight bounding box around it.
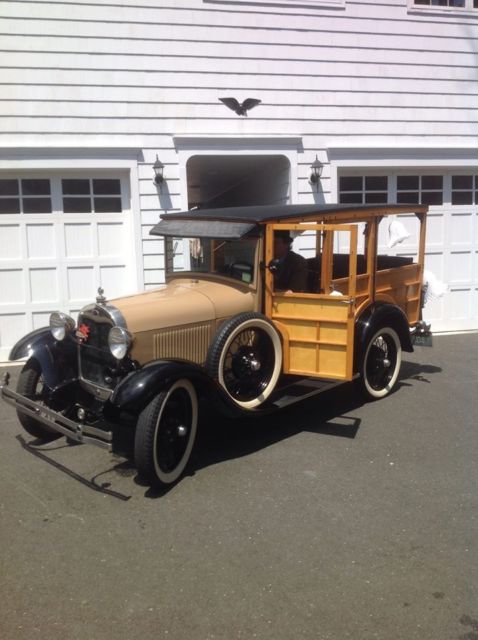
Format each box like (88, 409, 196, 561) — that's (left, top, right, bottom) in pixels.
(111, 277, 257, 364)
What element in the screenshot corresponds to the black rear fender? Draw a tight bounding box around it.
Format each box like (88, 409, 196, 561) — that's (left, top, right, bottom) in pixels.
(354, 303, 413, 372)
(9, 327, 78, 389)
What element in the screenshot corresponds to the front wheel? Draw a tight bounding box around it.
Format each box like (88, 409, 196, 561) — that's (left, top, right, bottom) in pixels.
(206, 312, 282, 410)
(16, 358, 61, 441)
(358, 327, 402, 400)
(134, 379, 198, 488)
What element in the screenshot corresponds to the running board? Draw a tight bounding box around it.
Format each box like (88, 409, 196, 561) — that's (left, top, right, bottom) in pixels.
(267, 378, 344, 410)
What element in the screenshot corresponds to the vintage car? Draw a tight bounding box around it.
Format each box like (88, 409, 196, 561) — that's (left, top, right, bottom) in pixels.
(1, 203, 431, 488)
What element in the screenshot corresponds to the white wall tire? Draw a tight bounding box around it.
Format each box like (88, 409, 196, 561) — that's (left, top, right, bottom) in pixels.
(134, 379, 198, 487)
(360, 327, 402, 400)
(206, 313, 282, 410)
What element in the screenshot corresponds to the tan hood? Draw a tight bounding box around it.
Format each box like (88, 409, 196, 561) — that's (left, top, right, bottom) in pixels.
(111, 278, 255, 334)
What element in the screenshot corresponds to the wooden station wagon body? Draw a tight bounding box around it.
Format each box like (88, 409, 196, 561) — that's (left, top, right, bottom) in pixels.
(1, 203, 430, 488)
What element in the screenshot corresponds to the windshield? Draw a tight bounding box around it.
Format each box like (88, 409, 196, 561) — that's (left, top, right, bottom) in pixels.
(165, 236, 258, 285)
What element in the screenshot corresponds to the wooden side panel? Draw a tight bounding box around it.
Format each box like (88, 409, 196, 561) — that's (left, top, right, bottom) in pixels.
(375, 263, 421, 323)
(272, 295, 351, 379)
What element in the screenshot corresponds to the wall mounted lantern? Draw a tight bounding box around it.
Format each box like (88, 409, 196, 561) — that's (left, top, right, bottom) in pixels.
(153, 155, 165, 190)
(309, 155, 323, 191)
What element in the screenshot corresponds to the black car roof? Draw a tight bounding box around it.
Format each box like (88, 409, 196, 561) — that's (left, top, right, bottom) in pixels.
(155, 203, 427, 225)
(150, 203, 428, 239)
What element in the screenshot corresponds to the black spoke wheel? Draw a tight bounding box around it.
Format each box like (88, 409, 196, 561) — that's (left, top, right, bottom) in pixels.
(16, 358, 61, 441)
(134, 379, 198, 487)
(360, 327, 401, 400)
(206, 312, 282, 409)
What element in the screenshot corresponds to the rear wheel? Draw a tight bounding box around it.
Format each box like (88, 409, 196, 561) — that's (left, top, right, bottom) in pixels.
(134, 379, 198, 487)
(16, 358, 61, 441)
(359, 327, 402, 400)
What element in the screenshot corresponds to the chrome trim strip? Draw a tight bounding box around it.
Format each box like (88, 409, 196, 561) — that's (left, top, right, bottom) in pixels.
(1, 383, 113, 451)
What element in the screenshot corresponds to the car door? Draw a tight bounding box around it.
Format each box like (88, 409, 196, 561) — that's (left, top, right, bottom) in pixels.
(265, 222, 358, 381)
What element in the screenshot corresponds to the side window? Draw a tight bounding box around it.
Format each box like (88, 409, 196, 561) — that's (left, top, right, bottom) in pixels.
(271, 226, 357, 296)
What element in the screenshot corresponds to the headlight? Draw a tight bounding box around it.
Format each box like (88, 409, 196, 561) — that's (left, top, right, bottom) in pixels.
(108, 326, 132, 360)
(49, 312, 75, 341)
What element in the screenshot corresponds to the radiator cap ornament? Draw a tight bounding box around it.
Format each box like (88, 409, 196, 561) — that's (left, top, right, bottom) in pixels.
(96, 287, 107, 304)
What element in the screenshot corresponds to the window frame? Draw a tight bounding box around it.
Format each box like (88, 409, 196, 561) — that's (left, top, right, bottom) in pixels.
(407, 0, 478, 15)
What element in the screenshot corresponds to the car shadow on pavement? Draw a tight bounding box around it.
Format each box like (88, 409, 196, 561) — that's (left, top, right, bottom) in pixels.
(137, 382, 365, 498)
(138, 358, 444, 498)
(398, 360, 442, 386)
(10, 358, 443, 500)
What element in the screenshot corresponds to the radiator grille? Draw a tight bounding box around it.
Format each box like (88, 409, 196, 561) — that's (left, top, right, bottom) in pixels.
(153, 322, 213, 364)
(78, 309, 116, 390)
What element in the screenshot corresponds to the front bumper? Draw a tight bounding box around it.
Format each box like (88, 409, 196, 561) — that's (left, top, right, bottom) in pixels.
(1, 372, 113, 451)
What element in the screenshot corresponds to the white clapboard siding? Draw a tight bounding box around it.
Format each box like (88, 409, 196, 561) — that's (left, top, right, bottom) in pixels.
(4, 116, 478, 137)
(2, 35, 477, 69)
(3, 70, 478, 97)
(3, 102, 478, 124)
(4, 85, 478, 110)
(4, 52, 478, 83)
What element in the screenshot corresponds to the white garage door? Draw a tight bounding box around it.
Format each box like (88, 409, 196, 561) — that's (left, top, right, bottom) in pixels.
(0, 173, 138, 361)
(338, 171, 478, 333)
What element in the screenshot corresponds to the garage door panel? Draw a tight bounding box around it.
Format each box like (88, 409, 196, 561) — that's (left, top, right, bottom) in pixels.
(0, 225, 22, 260)
(29, 268, 59, 303)
(0, 314, 27, 355)
(0, 269, 25, 304)
(425, 213, 445, 248)
(423, 296, 443, 324)
(26, 224, 56, 259)
(449, 251, 472, 284)
(98, 222, 124, 257)
(64, 223, 94, 258)
(450, 212, 473, 247)
(449, 289, 472, 321)
(100, 265, 128, 298)
(67, 266, 96, 301)
(425, 252, 445, 280)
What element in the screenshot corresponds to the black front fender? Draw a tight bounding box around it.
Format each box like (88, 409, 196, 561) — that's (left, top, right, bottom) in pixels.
(355, 303, 413, 372)
(109, 359, 216, 415)
(9, 327, 78, 389)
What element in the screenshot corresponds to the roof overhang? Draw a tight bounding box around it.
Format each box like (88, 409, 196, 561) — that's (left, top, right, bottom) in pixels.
(150, 218, 258, 240)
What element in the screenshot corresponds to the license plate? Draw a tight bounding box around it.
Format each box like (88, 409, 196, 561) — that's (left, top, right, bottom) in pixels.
(412, 333, 433, 347)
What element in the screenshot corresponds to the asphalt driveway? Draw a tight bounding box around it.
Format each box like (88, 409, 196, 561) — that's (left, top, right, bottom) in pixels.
(1, 334, 477, 640)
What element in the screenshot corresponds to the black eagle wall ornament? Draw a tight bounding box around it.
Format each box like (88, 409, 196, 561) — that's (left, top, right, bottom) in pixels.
(219, 97, 262, 116)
